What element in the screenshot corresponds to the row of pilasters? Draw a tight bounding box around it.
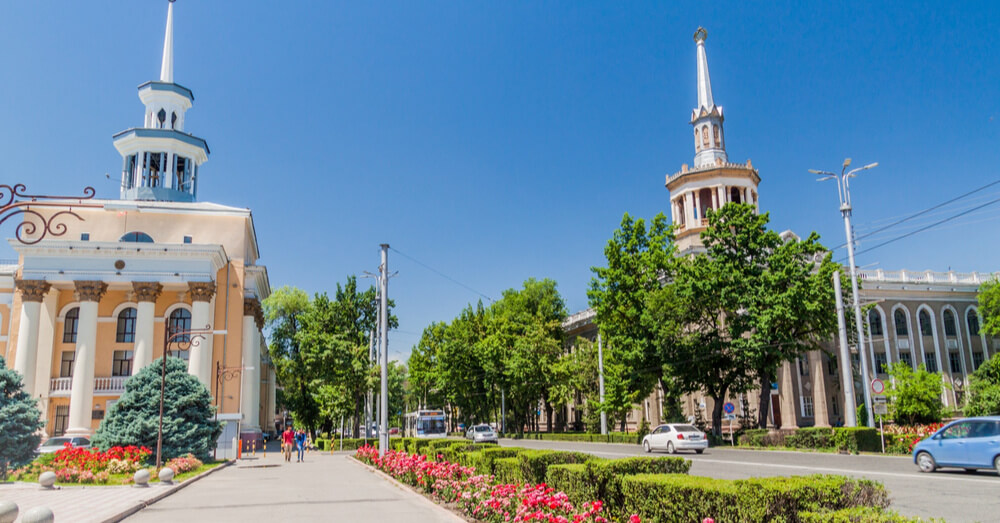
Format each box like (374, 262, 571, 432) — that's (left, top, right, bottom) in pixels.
(11, 279, 250, 437)
(671, 184, 758, 227)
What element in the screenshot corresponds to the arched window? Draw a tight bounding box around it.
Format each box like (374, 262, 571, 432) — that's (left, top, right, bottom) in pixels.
(116, 307, 137, 343)
(168, 308, 192, 345)
(171, 112, 177, 129)
(730, 187, 742, 204)
(157, 109, 166, 128)
(894, 309, 908, 336)
(943, 310, 957, 337)
(713, 125, 720, 146)
(63, 307, 80, 343)
(919, 310, 933, 336)
(120, 231, 154, 243)
(868, 309, 883, 336)
(701, 127, 709, 148)
(968, 310, 980, 337)
(694, 129, 700, 150)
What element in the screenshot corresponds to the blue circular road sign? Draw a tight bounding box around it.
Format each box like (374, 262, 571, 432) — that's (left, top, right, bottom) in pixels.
(723, 402, 735, 414)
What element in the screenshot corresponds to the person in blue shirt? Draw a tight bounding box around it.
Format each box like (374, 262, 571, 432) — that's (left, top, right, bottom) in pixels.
(295, 429, 307, 462)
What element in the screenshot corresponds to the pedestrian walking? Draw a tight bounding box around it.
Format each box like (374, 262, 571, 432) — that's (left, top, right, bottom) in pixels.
(295, 429, 307, 462)
(282, 425, 295, 462)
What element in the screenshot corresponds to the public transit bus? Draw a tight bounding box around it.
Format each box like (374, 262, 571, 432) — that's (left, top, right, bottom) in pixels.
(404, 409, 448, 438)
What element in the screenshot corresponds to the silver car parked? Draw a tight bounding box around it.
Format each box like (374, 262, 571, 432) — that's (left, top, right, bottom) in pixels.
(466, 424, 498, 443)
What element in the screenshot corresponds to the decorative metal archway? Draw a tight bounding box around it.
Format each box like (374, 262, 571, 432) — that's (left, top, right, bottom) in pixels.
(0, 184, 100, 244)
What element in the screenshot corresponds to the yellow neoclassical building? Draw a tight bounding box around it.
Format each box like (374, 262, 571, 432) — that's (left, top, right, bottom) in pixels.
(0, 1, 274, 457)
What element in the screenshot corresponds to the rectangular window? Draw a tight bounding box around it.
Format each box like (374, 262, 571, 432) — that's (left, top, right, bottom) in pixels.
(59, 351, 75, 378)
(54, 406, 69, 436)
(874, 353, 888, 374)
(80, 233, 90, 241)
(801, 396, 814, 418)
(183, 235, 192, 244)
(925, 352, 938, 373)
(950, 352, 962, 374)
(899, 352, 912, 368)
(112, 350, 133, 377)
(798, 356, 809, 376)
(919, 314, 933, 336)
(827, 356, 837, 376)
(831, 396, 840, 416)
(63, 312, 79, 343)
(973, 351, 985, 370)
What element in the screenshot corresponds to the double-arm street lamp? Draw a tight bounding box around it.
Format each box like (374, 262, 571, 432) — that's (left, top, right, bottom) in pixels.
(156, 325, 226, 468)
(809, 158, 878, 428)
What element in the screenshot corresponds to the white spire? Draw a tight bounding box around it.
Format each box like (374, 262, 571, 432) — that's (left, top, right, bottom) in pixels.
(694, 27, 714, 111)
(159, 0, 175, 83)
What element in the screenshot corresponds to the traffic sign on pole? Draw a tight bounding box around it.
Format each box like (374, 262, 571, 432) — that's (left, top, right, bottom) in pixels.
(723, 402, 735, 414)
(871, 379, 885, 395)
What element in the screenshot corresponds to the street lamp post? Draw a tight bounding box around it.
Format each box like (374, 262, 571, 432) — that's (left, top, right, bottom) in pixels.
(156, 325, 225, 469)
(810, 158, 879, 428)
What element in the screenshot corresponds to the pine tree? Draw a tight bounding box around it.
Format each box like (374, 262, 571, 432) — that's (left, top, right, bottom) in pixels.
(93, 357, 222, 462)
(0, 355, 44, 480)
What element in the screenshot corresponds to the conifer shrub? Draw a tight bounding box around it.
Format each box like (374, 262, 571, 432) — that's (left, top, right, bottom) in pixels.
(92, 357, 221, 462)
(0, 356, 44, 479)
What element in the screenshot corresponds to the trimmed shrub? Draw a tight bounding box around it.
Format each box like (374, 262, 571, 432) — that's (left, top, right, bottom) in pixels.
(786, 427, 835, 449)
(440, 441, 497, 463)
(799, 507, 926, 522)
(739, 428, 787, 447)
(472, 447, 526, 475)
(516, 450, 592, 484)
(509, 432, 636, 444)
(493, 457, 523, 483)
(587, 456, 692, 517)
(545, 464, 597, 503)
(621, 473, 889, 522)
(315, 438, 330, 451)
(833, 428, 882, 454)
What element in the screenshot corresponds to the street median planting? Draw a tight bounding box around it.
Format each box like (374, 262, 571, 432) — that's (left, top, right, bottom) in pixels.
(516, 449, 592, 483)
(739, 427, 883, 454)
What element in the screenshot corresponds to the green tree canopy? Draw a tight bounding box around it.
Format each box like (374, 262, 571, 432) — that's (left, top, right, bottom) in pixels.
(93, 357, 221, 462)
(886, 362, 944, 426)
(966, 354, 1000, 417)
(979, 277, 1000, 337)
(0, 355, 44, 479)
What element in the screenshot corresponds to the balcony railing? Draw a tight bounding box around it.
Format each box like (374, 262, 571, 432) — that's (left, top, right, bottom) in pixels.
(858, 269, 998, 286)
(49, 376, 128, 396)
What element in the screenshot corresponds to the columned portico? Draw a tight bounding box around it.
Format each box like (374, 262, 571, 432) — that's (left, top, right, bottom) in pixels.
(13, 279, 51, 396)
(187, 281, 216, 388)
(66, 280, 108, 437)
(240, 298, 264, 444)
(808, 350, 830, 427)
(132, 281, 163, 375)
(779, 361, 798, 429)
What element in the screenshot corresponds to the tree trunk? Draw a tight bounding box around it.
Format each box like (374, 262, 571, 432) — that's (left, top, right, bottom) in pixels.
(757, 369, 772, 429)
(620, 415, 626, 433)
(711, 387, 728, 437)
(545, 401, 553, 433)
(353, 397, 362, 438)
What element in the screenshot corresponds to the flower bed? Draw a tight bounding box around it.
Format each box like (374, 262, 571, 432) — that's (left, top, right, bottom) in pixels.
(12, 443, 218, 486)
(882, 423, 943, 454)
(355, 445, 616, 522)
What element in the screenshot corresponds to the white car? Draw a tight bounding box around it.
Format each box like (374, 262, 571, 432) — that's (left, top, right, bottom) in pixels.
(36, 436, 90, 455)
(641, 424, 707, 454)
(465, 424, 499, 443)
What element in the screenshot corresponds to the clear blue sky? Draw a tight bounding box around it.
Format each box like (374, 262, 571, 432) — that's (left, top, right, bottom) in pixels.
(2, 1, 998, 359)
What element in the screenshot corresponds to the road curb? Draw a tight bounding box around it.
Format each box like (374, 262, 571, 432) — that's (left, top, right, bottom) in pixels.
(101, 460, 234, 523)
(348, 456, 468, 522)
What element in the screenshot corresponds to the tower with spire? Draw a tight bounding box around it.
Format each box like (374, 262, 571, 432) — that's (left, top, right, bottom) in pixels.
(666, 27, 761, 254)
(113, 0, 209, 202)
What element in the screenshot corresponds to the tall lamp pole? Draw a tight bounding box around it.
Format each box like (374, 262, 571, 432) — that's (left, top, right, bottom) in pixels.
(810, 158, 878, 428)
(378, 244, 390, 456)
(156, 326, 225, 469)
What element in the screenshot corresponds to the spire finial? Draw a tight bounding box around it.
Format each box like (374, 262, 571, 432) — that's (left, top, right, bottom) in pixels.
(694, 27, 714, 111)
(159, 0, 175, 83)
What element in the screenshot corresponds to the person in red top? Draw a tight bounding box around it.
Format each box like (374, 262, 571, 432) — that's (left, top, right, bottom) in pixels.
(282, 426, 295, 462)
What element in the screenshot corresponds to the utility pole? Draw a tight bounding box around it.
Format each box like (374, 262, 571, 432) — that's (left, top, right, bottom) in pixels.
(810, 159, 878, 428)
(501, 387, 506, 435)
(378, 244, 390, 455)
(833, 271, 858, 427)
(597, 332, 607, 435)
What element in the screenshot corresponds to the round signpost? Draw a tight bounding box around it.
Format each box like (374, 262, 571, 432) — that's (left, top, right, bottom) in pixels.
(723, 402, 736, 446)
(723, 402, 735, 414)
(871, 379, 885, 395)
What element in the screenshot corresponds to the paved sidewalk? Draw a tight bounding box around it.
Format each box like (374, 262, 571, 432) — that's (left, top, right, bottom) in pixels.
(0, 476, 190, 523)
(126, 446, 463, 522)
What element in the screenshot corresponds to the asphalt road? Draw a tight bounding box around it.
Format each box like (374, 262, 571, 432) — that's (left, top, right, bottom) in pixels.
(500, 439, 1000, 522)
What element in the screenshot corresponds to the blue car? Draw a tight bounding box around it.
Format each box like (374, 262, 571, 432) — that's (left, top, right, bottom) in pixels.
(912, 417, 1000, 474)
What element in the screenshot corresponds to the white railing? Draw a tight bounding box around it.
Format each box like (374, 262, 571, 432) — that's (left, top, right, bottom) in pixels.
(858, 269, 998, 286)
(562, 309, 595, 329)
(49, 376, 127, 396)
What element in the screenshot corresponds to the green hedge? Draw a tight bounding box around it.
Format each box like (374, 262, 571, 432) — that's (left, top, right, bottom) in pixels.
(739, 428, 787, 447)
(545, 464, 596, 503)
(494, 457, 524, 483)
(510, 432, 635, 444)
(799, 507, 929, 522)
(466, 447, 525, 475)
(517, 450, 592, 484)
(833, 428, 882, 454)
(739, 427, 882, 454)
(315, 438, 330, 451)
(787, 427, 835, 449)
(440, 441, 498, 463)
(588, 456, 691, 517)
(621, 473, 889, 522)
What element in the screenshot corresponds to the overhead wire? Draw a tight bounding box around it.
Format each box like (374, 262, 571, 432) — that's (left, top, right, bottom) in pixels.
(389, 246, 495, 303)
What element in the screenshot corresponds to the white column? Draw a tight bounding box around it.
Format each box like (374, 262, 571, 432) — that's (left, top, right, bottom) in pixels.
(809, 351, 830, 427)
(744, 187, 751, 205)
(239, 299, 262, 432)
(131, 282, 162, 375)
(718, 186, 727, 206)
(710, 187, 718, 210)
(187, 282, 216, 389)
(66, 281, 107, 437)
(33, 290, 58, 402)
(693, 192, 702, 222)
(13, 280, 50, 397)
(779, 361, 798, 429)
(684, 193, 695, 225)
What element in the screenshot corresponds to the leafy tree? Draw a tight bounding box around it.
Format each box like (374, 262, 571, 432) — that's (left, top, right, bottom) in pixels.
(262, 286, 317, 431)
(387, 361, 407, 428)
(93, 357, 222, 462)
(966, 354, 1000, 417)
(589, 212, 676, 430)
(885, 362, 944, 425)
(408, 322, 448, 410)
(979, 277, 1000, 336)
(0, 356, 44, 479)
(437, 303, 491, 430)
